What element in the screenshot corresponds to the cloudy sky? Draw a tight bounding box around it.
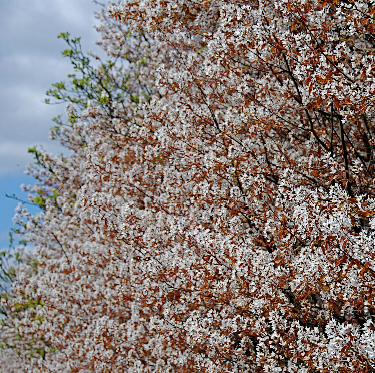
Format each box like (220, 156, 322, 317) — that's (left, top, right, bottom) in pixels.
(0, 0, 105, 251)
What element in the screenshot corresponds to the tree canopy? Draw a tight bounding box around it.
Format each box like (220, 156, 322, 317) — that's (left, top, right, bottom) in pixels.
(2, 0, 375, 371)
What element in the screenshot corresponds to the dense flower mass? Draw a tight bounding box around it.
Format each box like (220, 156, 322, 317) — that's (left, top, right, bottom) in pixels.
(2, 0, 375, 371)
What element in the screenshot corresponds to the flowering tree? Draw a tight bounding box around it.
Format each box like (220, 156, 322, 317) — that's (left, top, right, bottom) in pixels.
(2, 0, 375, 371)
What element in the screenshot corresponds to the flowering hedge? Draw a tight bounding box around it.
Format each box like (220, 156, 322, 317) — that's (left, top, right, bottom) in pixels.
(2, 1, 375, 371)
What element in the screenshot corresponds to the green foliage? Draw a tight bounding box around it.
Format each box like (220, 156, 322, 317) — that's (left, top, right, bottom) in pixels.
(27, 147, 44, 166)
(48, 190, 60, 200)
(138, 57, 147, 66)
(13, 299, 44, 313)
(34, 348, 46, 359)
(44, 32, 153, 146)
(44, 32, 145, 149)
(130, 93, 139, 104)
(0, 246, 18, 290)
(33, 195, 46, 209)
(45, 32, 130, 113)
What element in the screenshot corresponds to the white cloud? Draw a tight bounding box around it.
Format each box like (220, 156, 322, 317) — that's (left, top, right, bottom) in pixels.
(0, 0, 103, 176)
(0, 140, 69, 177)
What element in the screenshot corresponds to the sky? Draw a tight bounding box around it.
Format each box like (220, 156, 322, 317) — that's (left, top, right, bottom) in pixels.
(0, 0, 105, 252)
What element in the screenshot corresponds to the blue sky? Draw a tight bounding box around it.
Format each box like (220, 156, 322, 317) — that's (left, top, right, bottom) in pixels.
(0, 0, 104, 252)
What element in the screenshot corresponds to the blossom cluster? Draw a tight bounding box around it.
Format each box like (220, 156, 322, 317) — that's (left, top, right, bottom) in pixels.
(2, 0, 375, 371)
